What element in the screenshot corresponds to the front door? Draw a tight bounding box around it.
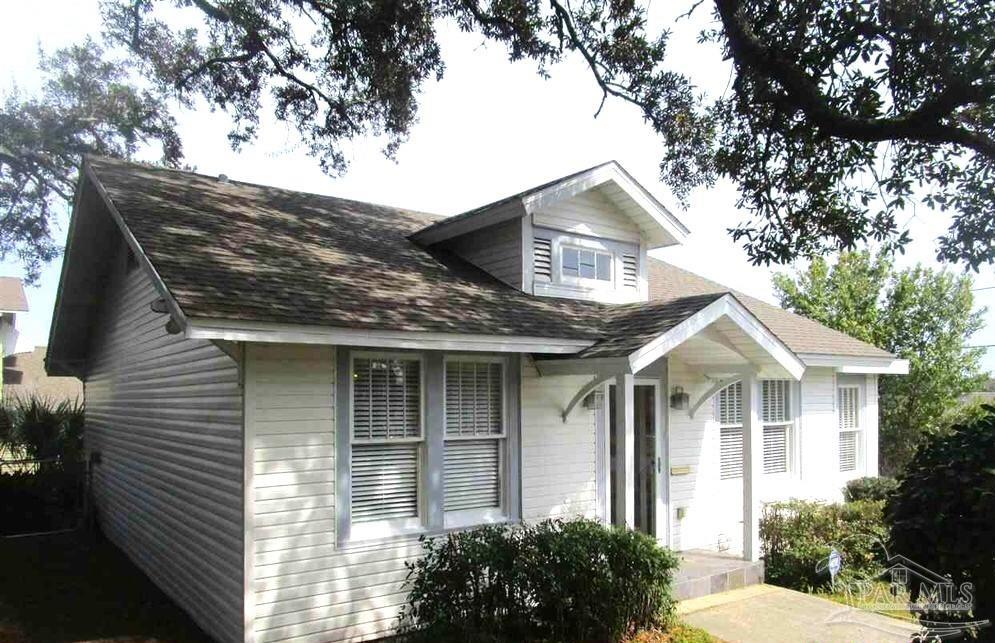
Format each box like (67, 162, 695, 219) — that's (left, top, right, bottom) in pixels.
(609, 383, 660, 537)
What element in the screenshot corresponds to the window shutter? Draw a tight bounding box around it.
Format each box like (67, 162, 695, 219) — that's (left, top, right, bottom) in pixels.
(838, 386, 860, 471)
(763, 426, 788, 474)
(444, 440, 500, 511)
(716, 382, 742, 425)
(622, 254, 638, 288)
(533, 238, 552, 282)
(353, 357, 421, 439)
(720, 427, 743, 480)
(445, 361, 502, 436)
(762, 380, 790, 423)
(351, 443, 419, 522)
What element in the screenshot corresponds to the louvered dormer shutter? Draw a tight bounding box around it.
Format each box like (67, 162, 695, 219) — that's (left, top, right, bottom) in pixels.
(622, 254, 638, 288)
(444, 360, 504, 518)
(533, 237, 552, 282)
(351, 356, 422, 525)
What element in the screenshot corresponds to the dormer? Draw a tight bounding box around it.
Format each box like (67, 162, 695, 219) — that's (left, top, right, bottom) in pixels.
(411, 162, 688, 303)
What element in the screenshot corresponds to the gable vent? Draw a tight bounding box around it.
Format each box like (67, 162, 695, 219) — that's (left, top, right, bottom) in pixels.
(533, 237, 553, 282)
(622, 254, 638, 288)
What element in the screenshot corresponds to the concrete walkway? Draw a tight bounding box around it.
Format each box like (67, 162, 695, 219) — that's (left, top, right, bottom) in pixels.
(679, 584, 921, 643)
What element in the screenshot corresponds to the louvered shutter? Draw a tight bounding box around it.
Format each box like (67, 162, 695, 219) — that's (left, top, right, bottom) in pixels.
(533, 238, 552, 282)
(838, 386, 860, 472)
(444, 440, 500, 511)
(720, 427, 743, 480)
(763, 426, 788, 474)
(622, 254, 638, 288)
(444, 360, 504, 514)
(761, 380, 791, 474)
(716, 382, 742, 425)
(352, 443, 419, 522)
(350, 356, 422, 525)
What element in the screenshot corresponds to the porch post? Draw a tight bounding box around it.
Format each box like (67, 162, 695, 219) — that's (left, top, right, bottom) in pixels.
(655, 358, 670, 546)
(613, 372, 635, 529)
(742, 372, 762, 561)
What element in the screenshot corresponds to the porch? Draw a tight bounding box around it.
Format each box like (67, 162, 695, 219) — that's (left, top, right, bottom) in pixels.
(535, 293, 807, 564)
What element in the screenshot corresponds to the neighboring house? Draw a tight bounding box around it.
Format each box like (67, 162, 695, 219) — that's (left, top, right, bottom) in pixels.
(2, 346, 82, 402)
(47, 156, 908, 643)
(0, 276, 29, 398)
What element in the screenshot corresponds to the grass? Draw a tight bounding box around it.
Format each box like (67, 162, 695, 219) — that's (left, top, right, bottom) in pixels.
(817, 580, 917, 623)
(629, 622, 722, 643)
(0, 530, 211, 642)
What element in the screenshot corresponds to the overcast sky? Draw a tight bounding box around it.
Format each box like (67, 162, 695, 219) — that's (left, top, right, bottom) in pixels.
(2, 0, 993, 374)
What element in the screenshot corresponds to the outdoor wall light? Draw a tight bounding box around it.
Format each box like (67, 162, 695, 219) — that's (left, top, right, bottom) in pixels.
(670, 386, 689, 410)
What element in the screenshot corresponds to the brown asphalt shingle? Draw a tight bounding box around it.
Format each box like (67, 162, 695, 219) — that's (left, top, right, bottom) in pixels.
(648, 260, 893, 358)
(82, 156, 894, 361)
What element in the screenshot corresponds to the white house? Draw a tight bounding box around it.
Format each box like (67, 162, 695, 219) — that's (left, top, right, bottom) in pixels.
(47, 157, 907, 643)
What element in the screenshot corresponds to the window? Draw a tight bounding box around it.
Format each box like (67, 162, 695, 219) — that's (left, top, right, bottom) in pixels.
(716, 382, 743, 480)
(762, 380, 792, 474)
(838, 386, 860, 472)
(351, 355, 423, 530)
(562, 246, 612, 282)
(445, 360, 505, 524)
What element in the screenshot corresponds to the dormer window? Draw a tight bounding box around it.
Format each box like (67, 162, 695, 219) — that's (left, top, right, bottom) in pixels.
(562, 246, 612, 282)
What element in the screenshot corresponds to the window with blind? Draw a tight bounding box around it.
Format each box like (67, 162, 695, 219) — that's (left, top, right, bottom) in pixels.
(716, 382, 743, 480)
(351, 355, 422, 527)
(762, 380, 791, 474)
(838, 386, 860, 472)
(444, 360, 504, 521)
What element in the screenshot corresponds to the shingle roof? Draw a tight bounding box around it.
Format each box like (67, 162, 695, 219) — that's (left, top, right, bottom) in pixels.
(576, 293, 726, 358)
(648, 259, 893, 358)
(0, 277, 28, 312)
(85, 156, 606, 340)
(79, 156, 893, 361)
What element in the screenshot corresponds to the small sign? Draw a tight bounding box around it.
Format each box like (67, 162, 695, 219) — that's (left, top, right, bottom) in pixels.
(828, 548, 842, 580)
(670, 465, 691, 476)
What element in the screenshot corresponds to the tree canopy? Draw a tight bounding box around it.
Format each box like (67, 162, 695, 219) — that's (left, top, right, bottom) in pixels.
(2, 0, 995, 281)
(773, 251, 988, 475)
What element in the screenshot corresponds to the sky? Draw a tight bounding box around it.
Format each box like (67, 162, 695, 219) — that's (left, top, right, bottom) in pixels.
(1, 0, 993, 375)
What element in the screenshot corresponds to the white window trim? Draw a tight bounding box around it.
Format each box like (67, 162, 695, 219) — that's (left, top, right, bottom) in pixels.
(837, 384, 863, 473)
(761, 380, 793, 477)
(442, 355, 509, 529)
(348, 351, 427, 540)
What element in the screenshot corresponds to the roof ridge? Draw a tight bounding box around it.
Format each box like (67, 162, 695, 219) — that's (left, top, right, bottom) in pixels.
(84, 155, 446, 222)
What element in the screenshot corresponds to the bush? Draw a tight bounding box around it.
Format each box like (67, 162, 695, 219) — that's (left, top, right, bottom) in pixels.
(843, 476, 898, 503)
(886, 405, 995, 639)
(760, 499, 888, 592)
(399, 519, 679, 642)
(0, 396, 84, 465)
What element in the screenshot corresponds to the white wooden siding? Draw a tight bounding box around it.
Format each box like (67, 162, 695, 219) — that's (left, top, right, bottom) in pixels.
(533, 187, 641, 244)
(246, 344, 421, 643)
(665, 363, 878, 554)
(520, 365, 598, 521)
(85, 253, 243, 643)
(441, 218, 522, 288)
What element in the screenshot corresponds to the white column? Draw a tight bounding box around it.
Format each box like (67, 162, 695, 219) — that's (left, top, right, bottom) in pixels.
(614, 372, 635, 529)
(655, 359, 670, 546)
(864, 374, 879, 476)
(742, 372, 762, 561)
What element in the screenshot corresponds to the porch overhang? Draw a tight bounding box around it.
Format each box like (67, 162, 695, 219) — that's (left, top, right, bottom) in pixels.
(534, 294, 806, 380)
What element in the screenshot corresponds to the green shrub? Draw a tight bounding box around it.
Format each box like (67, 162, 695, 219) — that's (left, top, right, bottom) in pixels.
(399, 518, 679, 642)
(760, 499, 888, 592)
(886, 405, 995, 638)
(843, 476, 898, 503)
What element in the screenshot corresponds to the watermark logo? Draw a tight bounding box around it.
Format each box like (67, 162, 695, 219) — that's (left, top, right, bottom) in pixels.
(817, 541, 989, 641)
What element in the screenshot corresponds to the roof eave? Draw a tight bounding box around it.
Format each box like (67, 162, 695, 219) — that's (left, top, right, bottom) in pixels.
(797, 353, 909, 374)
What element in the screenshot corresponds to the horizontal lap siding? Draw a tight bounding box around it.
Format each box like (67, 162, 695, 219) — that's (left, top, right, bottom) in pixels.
(532, 188, 640, 243)
(86, 261, 243, 643)
(247, 344, 416, 643)
(521, 368, 598, 521)
(442, 218, 522, 289)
